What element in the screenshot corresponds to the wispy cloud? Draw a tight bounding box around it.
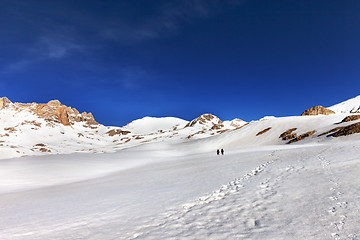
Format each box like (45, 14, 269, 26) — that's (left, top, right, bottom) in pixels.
(2, 34, 84, 74)
(1, 0, 250, 74)
(39, 36, 84, 59)
(99, 0, 247, 43)
(3, 59, 34, 73)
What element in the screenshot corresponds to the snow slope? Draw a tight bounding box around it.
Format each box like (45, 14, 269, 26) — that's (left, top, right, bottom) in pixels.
(328, 95, 360, 113)
(1, 96, 360, 239)
(0, 140, 360, 239)
(0, 107, 140, 159)
(223, 118, 247, 129)
(123, 116, 188, 134)
(0, 100, 246, 159)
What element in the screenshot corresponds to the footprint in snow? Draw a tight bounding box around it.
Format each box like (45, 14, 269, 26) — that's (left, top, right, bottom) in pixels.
(336, 201, 348, 209)
(329, 196, 338, 201)
(328, 207, 336, 214)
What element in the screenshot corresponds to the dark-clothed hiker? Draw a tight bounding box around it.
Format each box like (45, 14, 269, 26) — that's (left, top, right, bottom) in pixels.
(221, 149, 224, 155)
(217, 149, 220, 155)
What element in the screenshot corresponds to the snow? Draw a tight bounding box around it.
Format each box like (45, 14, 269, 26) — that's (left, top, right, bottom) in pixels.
(1, 97, 360, 239)
(223, 118, 247, 129)
(328, 95, 360, 113)
(0, 140, 360, 239)
(123, 116, 189, 134)
(1, 111, 360, 239)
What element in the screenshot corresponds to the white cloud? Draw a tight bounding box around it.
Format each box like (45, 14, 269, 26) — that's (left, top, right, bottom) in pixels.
(99, 1, 229, 43)
(3, 59, 34, 73)
(2, 35, 84, 74)
(39, 36, 83, 59)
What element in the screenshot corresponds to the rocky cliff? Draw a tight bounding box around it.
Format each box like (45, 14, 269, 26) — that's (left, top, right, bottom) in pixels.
(0, 97, 98, 126)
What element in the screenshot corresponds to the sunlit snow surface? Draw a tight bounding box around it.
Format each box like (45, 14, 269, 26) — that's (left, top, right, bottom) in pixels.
(2, 103, 360, 239)
(1, 140, 360, 240)
(329, 95, 360, 113)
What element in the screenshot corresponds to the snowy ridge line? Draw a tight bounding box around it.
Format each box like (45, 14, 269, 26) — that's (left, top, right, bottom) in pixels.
(182, 159, 275, 212)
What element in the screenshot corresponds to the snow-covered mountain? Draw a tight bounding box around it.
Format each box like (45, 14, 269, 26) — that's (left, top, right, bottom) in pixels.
(123, 116, 188, 135)
(2, 95, 360, 239)
(0, 97, 247, 159)
(328, 95, 360, 113)
(223, 118, 247, 128)
(2, 94, 360, 160)
(0, 97, 132, 159)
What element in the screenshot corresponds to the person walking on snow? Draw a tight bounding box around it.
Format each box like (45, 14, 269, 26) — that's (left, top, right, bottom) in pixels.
(217, 149, 220, 155)
(221, 149, 224, 155)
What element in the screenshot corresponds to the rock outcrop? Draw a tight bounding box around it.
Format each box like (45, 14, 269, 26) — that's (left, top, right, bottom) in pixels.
(185, 114, 223, 128)
(301, 106, 335, 116)
(341, 115, 360, 123)
(287, 130, 316, 144)
(318, 127, 342, 137)
(279, 128, 298, 140)
(330, 122, 360, 137)
(280, 128, 316, 144)
(256, 127, 271, 136)
(0, 97, 12, 110)
(107, 129, 131, 137)
(0, 97, 98, 126)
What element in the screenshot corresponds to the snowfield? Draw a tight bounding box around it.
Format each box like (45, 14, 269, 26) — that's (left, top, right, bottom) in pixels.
(1, 95, 360, 239)
(1, 139, 360, 239)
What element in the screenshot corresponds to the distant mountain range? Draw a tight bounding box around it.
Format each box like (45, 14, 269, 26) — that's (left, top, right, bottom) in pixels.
(1, 95, 360, 159)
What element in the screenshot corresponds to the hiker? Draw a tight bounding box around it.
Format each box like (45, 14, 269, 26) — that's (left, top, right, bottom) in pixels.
(217, 149, 220, 155)
(221, 148, 224, 155)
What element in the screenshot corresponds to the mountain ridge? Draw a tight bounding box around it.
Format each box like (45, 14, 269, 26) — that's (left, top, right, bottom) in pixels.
(1, 95, 360, 159)
(0, 96, 246, 159)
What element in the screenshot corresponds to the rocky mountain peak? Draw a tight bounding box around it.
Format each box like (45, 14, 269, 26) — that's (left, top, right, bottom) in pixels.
(47, 100, 62, 107)
(0, 97, 98, 126)
(0, 97, 12, 110)
(301, 106, 335, 116)
(185, 114, 223, 128)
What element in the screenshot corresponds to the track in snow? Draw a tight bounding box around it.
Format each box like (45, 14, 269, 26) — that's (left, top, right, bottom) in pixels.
(319, 151, 357, 240)
(128, 150, 304, 239)
(127, 145, 360, 240)
(1, 143, 360, 239)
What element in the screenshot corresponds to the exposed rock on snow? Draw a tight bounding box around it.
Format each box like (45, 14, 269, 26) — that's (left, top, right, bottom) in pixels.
(185, 114, 223, 128)
(0, 97, 12, 110)
(256, 127, 272, 136)
(301, 106, 335, 116)
(331, 122, 360, 137)
(341, 115, 360, 123)
(107, 129, 131, 136)
(183, 114, 230, 138)
(279, 128, 298, 140)
(287, 130, 316, 144)
(318, 127, 342, 137)
(279, 128, 317, 143)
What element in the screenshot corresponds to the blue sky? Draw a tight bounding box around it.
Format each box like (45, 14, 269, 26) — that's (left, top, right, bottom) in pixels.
(1, 0, 360, 126)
